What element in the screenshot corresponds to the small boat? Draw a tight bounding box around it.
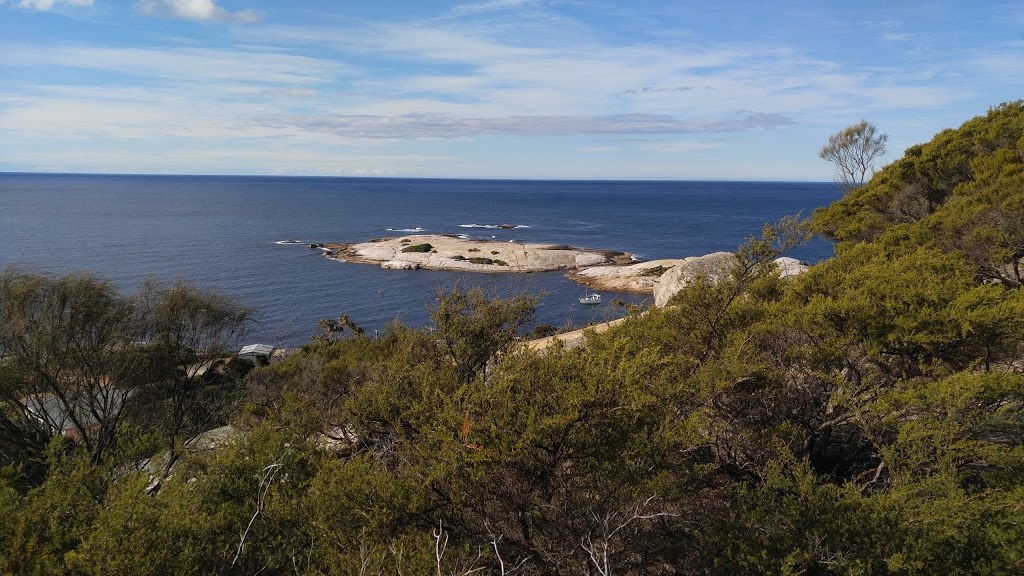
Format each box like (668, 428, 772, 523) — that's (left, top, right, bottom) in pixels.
(579, 291, 601, 305)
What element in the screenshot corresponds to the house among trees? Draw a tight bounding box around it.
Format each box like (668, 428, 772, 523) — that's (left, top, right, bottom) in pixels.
(24, 387, 131, 442)
(238, 343, 275, 362)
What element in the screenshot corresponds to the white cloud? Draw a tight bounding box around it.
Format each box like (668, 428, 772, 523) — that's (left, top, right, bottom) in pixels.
(0, 43, 343, 86)
(135, 0, 261, 23)
(448, 0, 536, 18)
(14, 0, 92, 10)
(636, 140, 724, 153)
(880, 32, 912, 42)
(256, 111, 793, 139)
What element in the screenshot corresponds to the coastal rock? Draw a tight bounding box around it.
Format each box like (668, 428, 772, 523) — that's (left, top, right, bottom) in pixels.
(575, 252, 612, 268)
(381, 260, 420, 270)
(654, 252, 736, 307)
(774, 256, 809, 278)
(324, 234, 633, 274)
(569, 259, 689, 294)
(653, 253, 812, 307)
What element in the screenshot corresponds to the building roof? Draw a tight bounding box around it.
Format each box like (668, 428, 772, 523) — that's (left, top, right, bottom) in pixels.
(239, 343, 275, 357)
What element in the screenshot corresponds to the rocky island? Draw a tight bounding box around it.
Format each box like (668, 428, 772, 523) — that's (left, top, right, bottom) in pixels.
(322, 234, 634, 273)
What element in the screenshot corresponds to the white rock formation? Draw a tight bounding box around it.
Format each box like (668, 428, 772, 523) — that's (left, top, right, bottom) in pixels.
(653, 253, 811, 307)
(569, 259, 689, 293)
(325, 235, 632, 273)
(653, 252, 736, 307)
(773, 256, 809, 278)
(381, 260, 420, 270)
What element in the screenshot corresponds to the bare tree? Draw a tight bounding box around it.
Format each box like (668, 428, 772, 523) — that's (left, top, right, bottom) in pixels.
(579, 496, 677, 576)
(819, 120, 888, 192)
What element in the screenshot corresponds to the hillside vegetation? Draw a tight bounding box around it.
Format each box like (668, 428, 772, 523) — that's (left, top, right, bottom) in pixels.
(2, 103, 1024, 574)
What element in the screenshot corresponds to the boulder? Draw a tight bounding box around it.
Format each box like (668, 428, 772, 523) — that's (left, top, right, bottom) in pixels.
(773, 256, 809, 278)
(654, 253, 812, 306)
(654, 252, 736, 307)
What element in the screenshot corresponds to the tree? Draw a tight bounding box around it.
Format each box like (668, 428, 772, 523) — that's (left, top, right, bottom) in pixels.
(429, 287, 538, 386)
(135, 277, 253, 476)
(820, 120, 888, 192)
(0, 266, 145, 473)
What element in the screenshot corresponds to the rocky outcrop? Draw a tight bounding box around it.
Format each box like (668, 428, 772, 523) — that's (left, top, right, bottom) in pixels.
(653, 252, 736, 306)
(324, 234, 633, 273)
(773, 256, 809, 278)
(568, 259, 689, 293)
(653, 253, 811, 307)
(381, 260, 421, 270)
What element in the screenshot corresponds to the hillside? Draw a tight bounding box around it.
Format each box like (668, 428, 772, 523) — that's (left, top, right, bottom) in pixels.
(2, 104, 1023, 575)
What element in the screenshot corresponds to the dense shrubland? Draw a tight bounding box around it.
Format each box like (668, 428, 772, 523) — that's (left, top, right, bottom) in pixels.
(2, 103, 1024, 574)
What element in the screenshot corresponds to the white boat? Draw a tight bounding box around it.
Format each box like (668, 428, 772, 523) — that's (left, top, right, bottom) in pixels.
(579, 291, 601, 305)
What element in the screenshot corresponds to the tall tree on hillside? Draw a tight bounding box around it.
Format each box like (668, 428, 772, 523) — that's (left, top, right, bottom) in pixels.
(820, 120, 888, 192)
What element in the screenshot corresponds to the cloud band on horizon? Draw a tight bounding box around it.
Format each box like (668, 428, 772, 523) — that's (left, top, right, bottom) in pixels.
(258, 111, 794, 139)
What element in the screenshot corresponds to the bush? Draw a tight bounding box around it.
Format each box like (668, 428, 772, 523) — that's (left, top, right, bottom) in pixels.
(468, 257, 494, 265)
(643, 265, 673, 277)
(452, 255, 467, 261)
(401, 243, 432, 253)
(530, 324, 559, 338)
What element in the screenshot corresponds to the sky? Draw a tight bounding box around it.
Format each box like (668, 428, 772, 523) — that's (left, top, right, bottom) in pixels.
(1, 0, 1022, 180)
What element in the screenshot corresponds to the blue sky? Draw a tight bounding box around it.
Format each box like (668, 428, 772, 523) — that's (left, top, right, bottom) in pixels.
(1, 0, 1022, 179)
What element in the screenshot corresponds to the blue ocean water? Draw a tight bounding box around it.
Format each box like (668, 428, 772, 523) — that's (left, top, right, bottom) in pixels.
(0, 174, 840, 345)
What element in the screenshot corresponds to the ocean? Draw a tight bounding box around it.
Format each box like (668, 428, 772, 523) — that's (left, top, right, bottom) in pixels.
(0, 174, 840, 345)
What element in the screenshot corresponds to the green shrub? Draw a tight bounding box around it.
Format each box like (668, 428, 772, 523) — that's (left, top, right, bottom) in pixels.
(468, 257, 494, 265)
(643, 265, 673, 277)
(401, 243, 432, 253)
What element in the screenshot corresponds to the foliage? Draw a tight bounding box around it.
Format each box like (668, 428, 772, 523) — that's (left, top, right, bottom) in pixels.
(5, 104, 1024, 574)
(401, 243, 433, 253)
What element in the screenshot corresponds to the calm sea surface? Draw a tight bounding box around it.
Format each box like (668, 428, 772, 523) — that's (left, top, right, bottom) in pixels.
(0, 174, 840, 345)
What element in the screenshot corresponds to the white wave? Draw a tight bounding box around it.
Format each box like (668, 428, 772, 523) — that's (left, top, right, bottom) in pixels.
(385, 227, 425, 232)
(275, 239, 303, 245)
(458, 223, 529, 229)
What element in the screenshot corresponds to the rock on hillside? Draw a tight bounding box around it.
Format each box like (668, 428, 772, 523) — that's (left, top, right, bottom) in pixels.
(653, 253, 809, 306)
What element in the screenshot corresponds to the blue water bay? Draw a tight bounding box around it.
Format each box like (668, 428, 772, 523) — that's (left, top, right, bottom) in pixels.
(0, 174, 840, 345)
